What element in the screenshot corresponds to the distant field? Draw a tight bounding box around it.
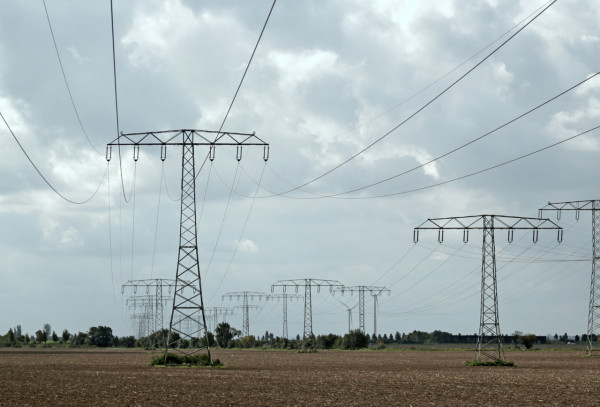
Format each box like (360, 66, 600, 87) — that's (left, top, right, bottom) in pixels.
(0, 347, 598, 406)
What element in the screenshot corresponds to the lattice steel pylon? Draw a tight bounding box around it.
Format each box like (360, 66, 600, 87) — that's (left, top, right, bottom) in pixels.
(107, 129, 269, 363)
(268, 293, 303, 339)
(333, 286, 390, 335)
(122, 279, 176, 339)
(414, 215, 562, 362)
(205, 307, 235, 332)
(222, 292, 267, 337)
(271, 279, 344, 347)
(539, 200, 600, 356)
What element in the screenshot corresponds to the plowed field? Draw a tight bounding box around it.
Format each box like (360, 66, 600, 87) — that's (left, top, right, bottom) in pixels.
(0, 348, 598, 406)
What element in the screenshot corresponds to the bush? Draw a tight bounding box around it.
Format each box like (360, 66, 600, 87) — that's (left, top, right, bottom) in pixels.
(519, 334, 537, 350)
(465, 359, 515, 367)
(151, 352, 223, 367)
(342, 330, 370, 350)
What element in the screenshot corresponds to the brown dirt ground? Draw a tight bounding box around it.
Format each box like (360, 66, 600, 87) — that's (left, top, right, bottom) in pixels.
(0, 347, 598, 406)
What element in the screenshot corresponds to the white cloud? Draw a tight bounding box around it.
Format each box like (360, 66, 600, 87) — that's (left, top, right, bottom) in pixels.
(237, 239, 258, 254)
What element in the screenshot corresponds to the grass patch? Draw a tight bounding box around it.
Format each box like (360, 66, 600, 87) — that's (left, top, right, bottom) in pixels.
(151, 353, 223, 367)
(465, 359, 515, 367)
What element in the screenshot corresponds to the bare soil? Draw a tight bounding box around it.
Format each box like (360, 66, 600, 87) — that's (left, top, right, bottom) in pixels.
(0, 347, 598, 406)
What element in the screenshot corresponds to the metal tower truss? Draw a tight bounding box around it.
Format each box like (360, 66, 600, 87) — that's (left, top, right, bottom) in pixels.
(267, 293, 303, 339)
(271, 279, 344, 345)
(222, 292, 268, 338)
(122, 279, 176, 337)
(127, 295, 154, 339)
(333, 286, 390, 335)
(205, 307, 235, 332)
(107, 129, 269, 363)
(414, 215, 562, 362)
(539, 200, 600, 356)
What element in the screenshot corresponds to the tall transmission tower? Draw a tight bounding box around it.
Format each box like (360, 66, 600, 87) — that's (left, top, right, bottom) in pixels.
(539, 200, 600, 356)
(333, 286, 390, 335)
(414, 215, 562, 362)
(267, 293, 303, 339)
(121, 278, 176, 338)
(271, 279, 344, 346)
(127, 295, 154, 339)
(222, 291, 268, 337)
(205, 306, 235, 333)
(107, 129, 269, 363)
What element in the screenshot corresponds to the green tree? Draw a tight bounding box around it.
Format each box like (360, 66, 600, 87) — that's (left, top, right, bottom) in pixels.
(88, 326, 113, 347)
(51, 331, 58, 342)
(43, 324, 52, 342)
(35, 329, 46, 343)
(62, 329, 70, 343)
(215, 322, 239, 347)
(7, 328, 15, 344)
(342, 330, 370, 349)
(519, 334, 536, 350)
(575, 334, 580, 342)
(24, 333, 29, 343)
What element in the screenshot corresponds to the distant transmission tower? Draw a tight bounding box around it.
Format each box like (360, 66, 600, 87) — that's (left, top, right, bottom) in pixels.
(127, 295, 154, 339)
(107, 129, 269, 363)
(271, 279, 344, 347)
(334, 286, 390, 335)
(267, 293, 303, 339)
(205, 306, 235, 332)
(414, 215, 562, 362)
(222, 291, 268, 337)
(539, 200, 600, 356)
(121, 279, 176, 338)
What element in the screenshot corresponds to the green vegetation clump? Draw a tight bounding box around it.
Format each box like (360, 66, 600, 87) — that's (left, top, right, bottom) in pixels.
(151, 353, 223, 367)
(465, 359, 515, 367)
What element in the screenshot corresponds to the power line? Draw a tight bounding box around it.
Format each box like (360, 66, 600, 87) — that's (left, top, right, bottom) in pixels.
(262, 0, 558, 197)
(1, 110, 107, 205)
(42, 0, 101, 155)
(215, 0, 277, 140)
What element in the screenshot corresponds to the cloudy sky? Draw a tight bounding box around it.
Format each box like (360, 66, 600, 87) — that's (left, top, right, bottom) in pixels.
(1, 0, 599, 341)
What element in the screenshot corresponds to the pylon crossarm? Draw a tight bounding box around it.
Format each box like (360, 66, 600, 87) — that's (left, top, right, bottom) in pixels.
(107, 129, 268, 146)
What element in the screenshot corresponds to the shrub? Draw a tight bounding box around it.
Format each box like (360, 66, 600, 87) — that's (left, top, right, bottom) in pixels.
(151, 353, 223, 367)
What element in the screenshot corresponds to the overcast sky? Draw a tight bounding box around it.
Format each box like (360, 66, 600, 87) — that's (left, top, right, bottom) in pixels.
(1, 0, 599, 340)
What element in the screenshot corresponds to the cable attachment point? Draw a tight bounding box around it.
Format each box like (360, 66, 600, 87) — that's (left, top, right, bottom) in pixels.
(160, 145, 167, 161)
(209, 145, 216, 161)
(236, 145, 243, 162)
(106, 145, 112, 162)
(133, 145, 139, 161)
(263, 145, 270, 162)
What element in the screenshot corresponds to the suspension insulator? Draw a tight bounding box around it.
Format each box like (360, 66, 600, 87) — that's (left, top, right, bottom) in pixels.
(160, 145, 167, 161)
(557, 229, 563, 243)
(532, 229, 539, 243)
(413, 229, 419, 243)
(236, 145, 243, 161)
(133, 145, 140, 161)
(106, 145, 112, 162)
(507, 229, 514, 243)
(437, 229, 444, 244)
(209, 145, 216, 161)
(263, 145, 270, 162)
(463, 230, 469, 244)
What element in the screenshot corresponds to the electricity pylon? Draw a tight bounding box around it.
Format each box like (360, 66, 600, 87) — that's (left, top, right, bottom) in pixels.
(121, 278, 176, 338)
(333, 286, 390, 335)
(271, 279, 344, 347)
(222, 291, 268, 337)
(107, 129, 269, 363)
(267, 293, 303, 339)
(127, 295, 154, 339)
(414, 215, 562, 362)
(539, 200, 600, 356)
(205, 307, 235, 332)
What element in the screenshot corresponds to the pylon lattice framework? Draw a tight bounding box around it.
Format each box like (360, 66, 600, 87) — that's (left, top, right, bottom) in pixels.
(205, 307, 235, 333)
(414, 214, 562, 362)
(271, 279, 344, 345)
(267, 293, 303, 339)
(539, 200, 600, 356)
(107, 129, 269, 363)
(222, 291, 267, 338)
(333, 286, 390, 335)
(122, 278, 176, 340)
